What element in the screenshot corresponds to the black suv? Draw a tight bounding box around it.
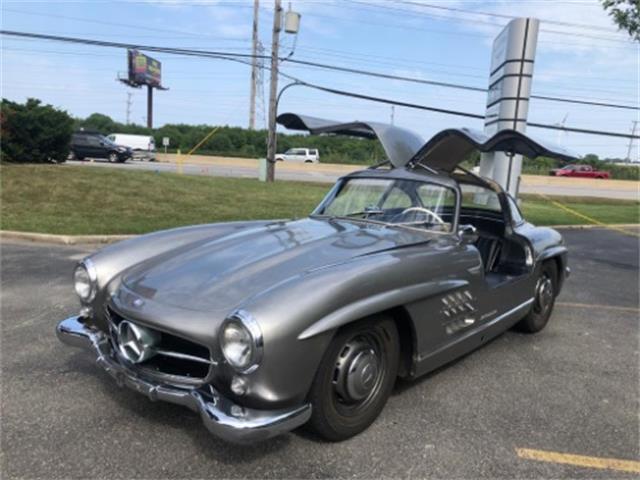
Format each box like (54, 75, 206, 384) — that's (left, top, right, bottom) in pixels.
(70, 131, 132, 163)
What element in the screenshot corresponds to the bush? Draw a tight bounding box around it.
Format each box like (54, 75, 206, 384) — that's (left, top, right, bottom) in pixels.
(1, 98, 74, 163)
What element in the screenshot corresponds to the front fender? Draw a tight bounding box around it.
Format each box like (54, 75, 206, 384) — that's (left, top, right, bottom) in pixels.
(234, 239, 472, 409)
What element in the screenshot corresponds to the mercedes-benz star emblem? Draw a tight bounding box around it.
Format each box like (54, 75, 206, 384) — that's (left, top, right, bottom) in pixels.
(116, 320, 160, 364)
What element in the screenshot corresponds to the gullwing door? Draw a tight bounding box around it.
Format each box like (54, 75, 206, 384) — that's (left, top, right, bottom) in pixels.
(410, 128, 578, 172)
(276, 113, 425, 168)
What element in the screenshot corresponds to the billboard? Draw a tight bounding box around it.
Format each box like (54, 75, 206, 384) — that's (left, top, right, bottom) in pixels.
(128, 50, 161, 87)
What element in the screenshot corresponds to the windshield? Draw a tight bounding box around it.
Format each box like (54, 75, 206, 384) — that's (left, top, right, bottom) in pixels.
(314, 178, 456, 232)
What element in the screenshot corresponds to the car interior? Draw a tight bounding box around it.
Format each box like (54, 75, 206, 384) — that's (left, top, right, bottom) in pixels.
(452, 175, 530, 285)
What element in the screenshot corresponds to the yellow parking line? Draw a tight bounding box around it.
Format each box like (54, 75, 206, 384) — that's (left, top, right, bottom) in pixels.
(516, 448, 640, 474)
(537, 193, 640, 238)
(556, 301, 640, 313)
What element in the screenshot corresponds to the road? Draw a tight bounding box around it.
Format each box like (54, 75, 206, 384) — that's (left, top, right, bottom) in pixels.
(67, 156, 640, 200)
(1, 227, 638, 478)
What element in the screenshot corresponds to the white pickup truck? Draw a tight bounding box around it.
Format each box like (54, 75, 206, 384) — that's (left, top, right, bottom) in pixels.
(275, 148, 320, 163)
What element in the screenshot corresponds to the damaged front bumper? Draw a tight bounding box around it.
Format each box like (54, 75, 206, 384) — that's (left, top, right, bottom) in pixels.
(56, 316, 311, 444)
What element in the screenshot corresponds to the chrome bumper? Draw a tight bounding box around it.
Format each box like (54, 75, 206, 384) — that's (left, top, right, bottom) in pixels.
(56, 316, 311, 444)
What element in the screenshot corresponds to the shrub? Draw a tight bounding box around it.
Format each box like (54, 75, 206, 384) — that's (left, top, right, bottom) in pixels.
(1, 98, 74, 163)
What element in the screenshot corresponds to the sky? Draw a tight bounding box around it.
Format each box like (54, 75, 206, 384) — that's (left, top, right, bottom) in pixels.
(1, 0, 638, 159)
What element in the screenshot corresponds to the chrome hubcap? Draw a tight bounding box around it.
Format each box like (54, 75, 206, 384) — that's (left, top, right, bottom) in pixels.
(333, 338, 381, 404)
(535, 275, 554, 314)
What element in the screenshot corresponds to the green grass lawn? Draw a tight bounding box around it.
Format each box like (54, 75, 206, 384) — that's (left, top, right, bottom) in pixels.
(1, 164, 638, 235)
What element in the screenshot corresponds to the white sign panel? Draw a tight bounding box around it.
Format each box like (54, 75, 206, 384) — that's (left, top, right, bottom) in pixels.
(162, 137, 170, 147)
(479, 18, 540, 196)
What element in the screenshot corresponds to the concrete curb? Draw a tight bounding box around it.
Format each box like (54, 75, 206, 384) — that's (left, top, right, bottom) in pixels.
(0, 230, 136, 245)
(2, 224, 638, 245)
(552, 224, 640, 230)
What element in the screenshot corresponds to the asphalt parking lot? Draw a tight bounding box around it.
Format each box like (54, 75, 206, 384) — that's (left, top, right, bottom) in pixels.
(1, 227, 638, 479)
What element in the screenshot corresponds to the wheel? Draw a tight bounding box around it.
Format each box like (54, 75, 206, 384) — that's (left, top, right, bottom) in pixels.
(304, 160, 313, 163)
(108, 152, 119, 163)
(515, 261, 558, 333)
(306, 315, 399, 441)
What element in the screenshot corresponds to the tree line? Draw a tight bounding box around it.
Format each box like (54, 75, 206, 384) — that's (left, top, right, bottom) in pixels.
(76, 113, 386, 165)
(1, 99, 638, 181)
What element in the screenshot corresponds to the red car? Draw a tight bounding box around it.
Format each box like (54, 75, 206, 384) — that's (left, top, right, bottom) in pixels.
(549, 164, 610, 179)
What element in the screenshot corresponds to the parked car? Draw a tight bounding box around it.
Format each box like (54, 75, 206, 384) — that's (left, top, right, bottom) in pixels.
(549, 164, 610, 179)
(70, 131, 132, 163)
(275, 148, 319, 163)
(57, 113, 574, 444)
(107, 133, 156, 161)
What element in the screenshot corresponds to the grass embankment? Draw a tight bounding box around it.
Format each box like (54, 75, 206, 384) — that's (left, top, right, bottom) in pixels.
(1, 164, 638, 235)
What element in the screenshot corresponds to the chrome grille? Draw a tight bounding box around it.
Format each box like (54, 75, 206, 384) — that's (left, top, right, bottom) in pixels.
(106, 306, 214, 386)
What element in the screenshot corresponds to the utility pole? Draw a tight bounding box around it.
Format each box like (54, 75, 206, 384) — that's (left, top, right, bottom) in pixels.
(390, 105, 395, 125)
(125, 92, 132, 125)
(626, 120, 638, 162)
(249, 0, 260, 130)
(266, 0, 282, 182)
(147, 85, 153, 128)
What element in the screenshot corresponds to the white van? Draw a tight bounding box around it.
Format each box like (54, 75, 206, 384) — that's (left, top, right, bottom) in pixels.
(107, 134, 156, 161)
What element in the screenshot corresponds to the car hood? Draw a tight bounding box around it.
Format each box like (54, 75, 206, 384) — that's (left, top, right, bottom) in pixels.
(121, 218, 432, 312)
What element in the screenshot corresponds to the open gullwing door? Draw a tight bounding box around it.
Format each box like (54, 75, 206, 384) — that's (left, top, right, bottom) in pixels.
(411, 128, 579, 172)
(277, 113, 425, 168)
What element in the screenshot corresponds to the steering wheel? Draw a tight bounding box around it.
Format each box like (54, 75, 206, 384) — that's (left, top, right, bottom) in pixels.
(400, 206, 445, 225)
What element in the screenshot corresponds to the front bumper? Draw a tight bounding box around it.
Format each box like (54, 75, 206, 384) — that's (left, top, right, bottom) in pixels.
(56, 316, 311, 444)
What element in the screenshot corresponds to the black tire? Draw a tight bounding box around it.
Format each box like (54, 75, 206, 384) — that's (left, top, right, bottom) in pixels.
(108, 152, 119, 163)
(306, 315, 399, 441)
(515, 261, 558, 333)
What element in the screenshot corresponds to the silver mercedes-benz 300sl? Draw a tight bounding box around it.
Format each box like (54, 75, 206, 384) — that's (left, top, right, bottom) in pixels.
(57, 113, 573, 444)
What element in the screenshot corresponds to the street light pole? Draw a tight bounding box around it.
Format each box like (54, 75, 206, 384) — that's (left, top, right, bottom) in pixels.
(265, 0, 282, 182)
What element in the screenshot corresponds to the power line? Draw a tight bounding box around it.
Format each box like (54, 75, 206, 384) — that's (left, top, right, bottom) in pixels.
(1, 30, 638, 140)
(346, 0, 635, 45)
(279, 74, 640, 140)
(394, 0, 628, 34)
(2, 30, 637, 112)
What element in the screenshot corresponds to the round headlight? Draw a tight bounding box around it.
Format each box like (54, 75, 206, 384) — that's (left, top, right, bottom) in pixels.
(73, 260, 96, 302)
(220, 312, 263, 373)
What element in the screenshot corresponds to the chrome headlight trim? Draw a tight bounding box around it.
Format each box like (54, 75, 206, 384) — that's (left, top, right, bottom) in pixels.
(74, 258, 98, 303)
(219, 310, 263, 374)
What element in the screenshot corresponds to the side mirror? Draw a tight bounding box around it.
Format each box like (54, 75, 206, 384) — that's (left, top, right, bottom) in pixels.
(458, 224, 478, 244)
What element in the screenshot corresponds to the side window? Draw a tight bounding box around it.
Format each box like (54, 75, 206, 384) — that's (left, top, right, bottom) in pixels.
(381, 187, 411, 209)
(86, 136, 102, 147)
(507, 195, 524, 224)
(459, 184, 502, 213)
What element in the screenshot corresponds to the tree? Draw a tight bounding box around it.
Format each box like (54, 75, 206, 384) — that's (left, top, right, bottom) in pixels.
(1, 98, 74, 163)
(76, 113, 117, 133)
(602, 0, 640, 41)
